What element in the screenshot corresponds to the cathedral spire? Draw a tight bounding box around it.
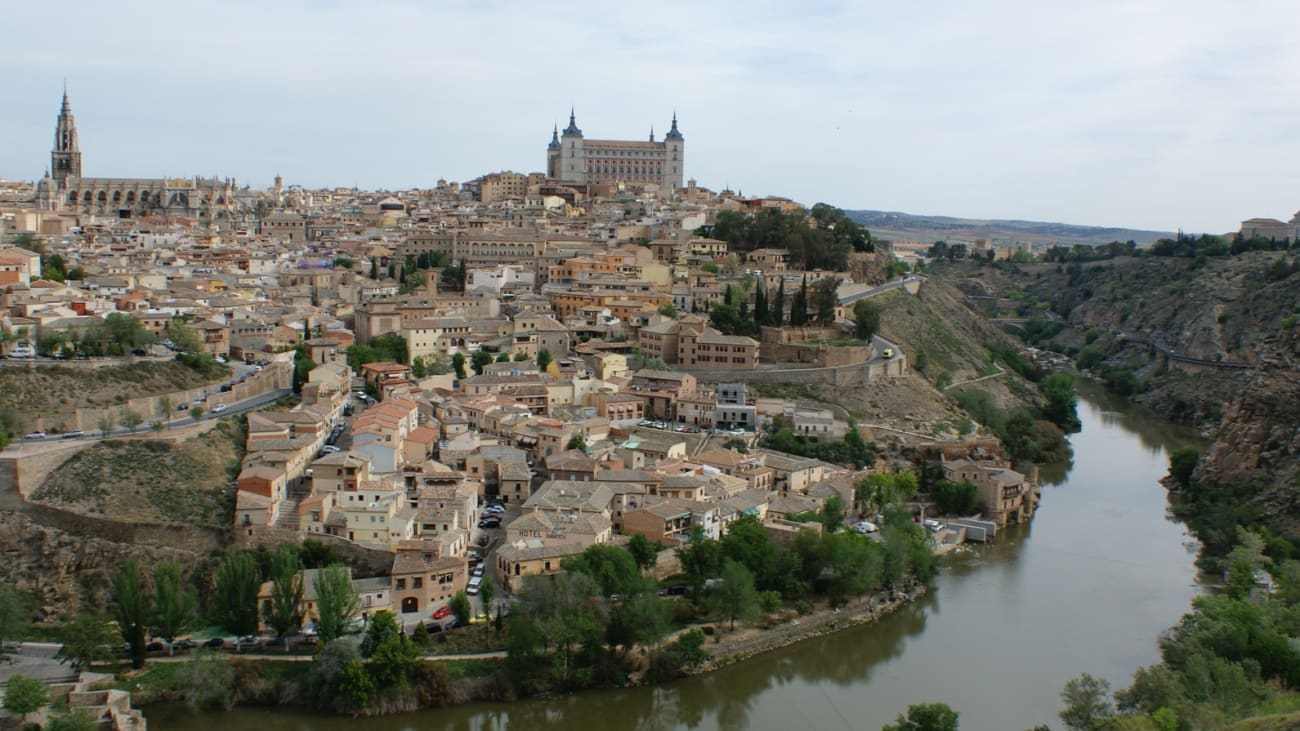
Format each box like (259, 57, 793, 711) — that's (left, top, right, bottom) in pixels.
(563, 107, 582, 136)
(649, 125, 655, 142)
(52, 87, 81, 186)
(548, 124, 561, 150)
(664, 110, 683, 141)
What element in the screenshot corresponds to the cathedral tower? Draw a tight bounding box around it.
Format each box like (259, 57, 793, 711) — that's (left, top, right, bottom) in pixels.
(51, 88, 82, 187)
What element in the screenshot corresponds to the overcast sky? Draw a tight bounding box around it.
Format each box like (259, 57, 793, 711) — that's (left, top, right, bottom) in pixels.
(5, 0, 1299, 233)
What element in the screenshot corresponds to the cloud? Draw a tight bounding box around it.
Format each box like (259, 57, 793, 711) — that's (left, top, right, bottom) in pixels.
(4, 0, 1300, 232)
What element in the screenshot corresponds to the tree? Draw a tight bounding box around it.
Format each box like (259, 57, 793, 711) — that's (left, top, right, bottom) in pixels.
(1168, 447, 1199, 490)
(339, 659, 376, 708)
(119, 408, 144, 433)
(1040, 372, 1080, 432)
(3, 673, 49, 722)
(563, 544, 644, 599)
(189, 405, 205, 421)
(97, 413, 115, 438)
(566, 434, 588, 452)
(358, 609, 402, 659)
(496, 352, 511, 363)
(292, 344, 316, 394)
(313, 565, 361, 642)
(214, 551, 261, 637)
(933, 479, 979, 515)
(627, 533, 660, 572)
(819, 495, 846, 532)
(479, 575, 497, 627)
(55, 614, 117, 672)
(264, 546, 304, 645)
(151, 561, 197, 653)
(151, 420, 165, 434)
(711, 558, 760, 630)
(113, 558, 149, 669)
(157, 395, 172, 419)
(811, 277, 840, 324)
(471, 349, 493, 375)
(449, 591, 472, 628)
(882, 702, 960, 731)
(677, 527, 723, 599)
(513, 351, 529, 361)
(771, 278, 786, 326)
(451, 352, 466, 379)
(657, 302, 678, 318)
(1059, 673, 1114, 731)
(0, 585, 32, 653)
(854, 299, 881, 341)
(537, 348, 553, 372)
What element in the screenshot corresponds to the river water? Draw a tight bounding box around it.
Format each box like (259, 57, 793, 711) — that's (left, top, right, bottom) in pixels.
(149, 389, 1203, 730)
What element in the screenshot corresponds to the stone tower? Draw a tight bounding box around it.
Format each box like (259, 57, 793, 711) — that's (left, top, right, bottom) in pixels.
(663, 112, 684, 191)
(559, 108, 586, 183)
(51, 88, 82, 188)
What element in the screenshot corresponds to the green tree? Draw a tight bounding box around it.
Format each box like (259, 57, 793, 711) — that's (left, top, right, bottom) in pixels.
(537, 348, 553, 372)
(97, 413, 115, 438)
(496, 351, 511, 363)
(677, 527, 723, 599)
(264, 546, 305, 645)
(151, 420, 165, 434)
(479, 575, 497, 626)
(3, 673, 49, 722)
(811, 277, 840, 324)
(711, 558, 760, 630)
(854, 299, 881, 341)
(562, 543, 644, 598)
(627, 533, 660, 572)
(189, 405, 204, 421)
(292, 344, 316, 394)
(113, 558, 149, 669)
(358, 609, 402, 659)
(657, 302, 678, 318)
(368, 631, 420, 689)
(55, 613, 117, 672)
(771, 278, 786, 326)
(566, 434, 588, 452)
(150, 561, 197, 653)
(607, 592, 672, 650)
(449, 591, 473, 628)
(411, 355, 428, 378)
(1059, 673, 1114, 731)
(119, 407, 143, 433)
(933, 479, 979, 515)
(214, 551, 261, 637)
(882, 702, 960, 731)
(513, 351, 529, 362)
(1040, 372, 1080, 432)
(819, 495, 846, 532)
(471, 349, 493, 375)
(313, 565, 361, 642)
(0, 585, 32, 652)
(338, 658, 376, 708)
(1168, 447, 1199, 490)
(451, 352, 467, 379)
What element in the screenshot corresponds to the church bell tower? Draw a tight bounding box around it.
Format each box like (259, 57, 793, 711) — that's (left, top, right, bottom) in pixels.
(51, 87, 82, 188)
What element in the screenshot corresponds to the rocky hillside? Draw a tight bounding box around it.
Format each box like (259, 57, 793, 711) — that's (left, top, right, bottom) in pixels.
(944, 253, 1300, 534)
(30, 419, 245, 527)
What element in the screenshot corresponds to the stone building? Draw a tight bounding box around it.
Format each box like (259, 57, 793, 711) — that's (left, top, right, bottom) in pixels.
(546, 109, 684, 191)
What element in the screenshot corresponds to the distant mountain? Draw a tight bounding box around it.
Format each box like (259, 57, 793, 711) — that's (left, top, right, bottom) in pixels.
(844, 209, 1175, 247)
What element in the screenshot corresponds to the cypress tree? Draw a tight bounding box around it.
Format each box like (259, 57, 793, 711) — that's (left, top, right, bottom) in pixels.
(773, 279, 785, 326)
(754, 283, 767, 326)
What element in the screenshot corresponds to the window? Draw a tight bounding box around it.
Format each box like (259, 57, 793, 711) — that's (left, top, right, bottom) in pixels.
(413, 577, 423, 589)
(396, 578, 406, 590)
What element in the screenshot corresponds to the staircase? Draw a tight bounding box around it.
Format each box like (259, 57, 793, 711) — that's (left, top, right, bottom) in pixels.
(273, 480, 313, 530)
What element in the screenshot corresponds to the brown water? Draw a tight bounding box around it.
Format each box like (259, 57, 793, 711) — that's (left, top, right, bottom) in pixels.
(148, 390, 1203, 730)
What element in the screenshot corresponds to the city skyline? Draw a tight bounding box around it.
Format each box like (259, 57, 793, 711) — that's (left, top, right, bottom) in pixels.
(4, 1, 1300, 234)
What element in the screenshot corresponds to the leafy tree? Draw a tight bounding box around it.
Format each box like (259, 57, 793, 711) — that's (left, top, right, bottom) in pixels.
(711, 558, 760, 630)
(264, 546, 304, 644)
(119, 407, 143, 433)
(449, 591, 473, 628)
(607, 592, 672, 650)
(496, 351, 511, 363)
(1059, 673, 1114, 731)
(627, 533, 660, 572)
(933, 479, 979, 515)
(411, 355, 428, 378)
(313, 565, 361, 642)
(214, 551, 261, 637)
(471, 349, 493, 375)
(3, 673, 49, 722)
(562, 543, 644, 598)
(677, 527, 723, 599)
(537, 348, 553, 372)
(189, 405, 204, 421)
(151, 420, 165, 434)
(854, 300, 881, 341)
(0, 585, 32, 652)
(97, 413, 115, 438)
(299, 539, 339, 569)
(811, 277, 840, 324)
(700, 262, 720, 274)
(151, 561, 197, 652)
(358, 609, 401, 659)
(657, 302, 678, 318)
(566, 434, 588, 452)
(479, 574, 497, 625)
(451, 352, 466, 379)
(882, 702, 960, 731)
(513, 351, 529, 362)
(113, 558, 149, 669)
(339, 659, 375, 708)
(292, 344, 316, 394)
(1040, 372, 1080, 432)
(368, 631, 420, 689)
(55, 613, 117, 672)
(771, 278, 786, 325)
(1168, 447, 1199, 490)
(410, 621, 430, 649)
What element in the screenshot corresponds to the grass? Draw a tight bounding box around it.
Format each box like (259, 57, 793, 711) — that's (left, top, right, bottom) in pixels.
(443, 658, 505, 680)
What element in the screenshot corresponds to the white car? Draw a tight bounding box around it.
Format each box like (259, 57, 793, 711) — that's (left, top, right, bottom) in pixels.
(854, 521, 879, 534)
(467, 576, 483, 595)
(24, 431, 47, 440)
(321, 445, 341, 454)
(212, 403, 229, 413)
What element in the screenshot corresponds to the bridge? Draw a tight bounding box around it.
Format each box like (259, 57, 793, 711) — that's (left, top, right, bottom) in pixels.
(838, 275, 926, 306)
(1115, 334, 1254, 369)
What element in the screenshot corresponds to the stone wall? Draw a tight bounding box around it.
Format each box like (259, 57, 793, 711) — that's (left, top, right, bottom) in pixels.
(235, 525, 395, 578)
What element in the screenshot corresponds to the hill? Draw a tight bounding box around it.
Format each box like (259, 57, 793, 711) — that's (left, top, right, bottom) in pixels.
(845, 209, 1175, 247)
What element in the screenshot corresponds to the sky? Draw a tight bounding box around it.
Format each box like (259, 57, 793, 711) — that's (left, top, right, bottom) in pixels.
(4, 0, 1300, 234)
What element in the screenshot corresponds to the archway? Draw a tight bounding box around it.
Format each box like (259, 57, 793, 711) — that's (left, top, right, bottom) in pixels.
(400, 596, 419, 613)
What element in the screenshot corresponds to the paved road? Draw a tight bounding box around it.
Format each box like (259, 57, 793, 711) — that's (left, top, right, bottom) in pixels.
(838, 275, 926, 306)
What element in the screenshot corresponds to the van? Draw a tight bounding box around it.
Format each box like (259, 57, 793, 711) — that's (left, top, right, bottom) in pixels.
(467, 576, 483, 595)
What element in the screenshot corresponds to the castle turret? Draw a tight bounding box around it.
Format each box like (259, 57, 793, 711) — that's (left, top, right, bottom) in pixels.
(559, 108, 586, 183)
(51, 88, 82, 187)
(663, 112, 684, 191)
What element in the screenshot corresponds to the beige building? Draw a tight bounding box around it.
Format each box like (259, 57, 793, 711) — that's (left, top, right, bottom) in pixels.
(547, 110, 685, 192)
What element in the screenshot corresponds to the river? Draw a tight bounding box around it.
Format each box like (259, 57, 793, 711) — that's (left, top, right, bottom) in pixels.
(149, 389, 1204, 730)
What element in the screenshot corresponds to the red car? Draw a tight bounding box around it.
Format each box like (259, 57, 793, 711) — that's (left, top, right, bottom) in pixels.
(432, 605, 452, 620)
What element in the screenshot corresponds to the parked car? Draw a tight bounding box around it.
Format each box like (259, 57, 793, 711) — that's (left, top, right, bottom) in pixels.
(478, 517, 501, 529)
(212, 403, 229, 413)
(471, 565, 485, 578)
(854, 521, 879, 534)
(924, 519, 943, 533)
(235, 635, 259, 650)
(203, 637, 224, 649)
(483, 505, 505, 515)
(467, 576, 483, 595)
(62, 430, 85, 439)
(172, 639, 195, 651)
(321, 445, 341, 454)
(23, 431, 46, 440)
(658, 584, 689, 596)
(432, 605, 453, 620)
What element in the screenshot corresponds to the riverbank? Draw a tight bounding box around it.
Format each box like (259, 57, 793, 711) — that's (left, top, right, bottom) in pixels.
(693, 578, 927, 675)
